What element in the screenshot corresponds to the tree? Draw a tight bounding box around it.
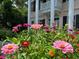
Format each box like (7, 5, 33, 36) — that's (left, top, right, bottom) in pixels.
(0, 0, 28, 27)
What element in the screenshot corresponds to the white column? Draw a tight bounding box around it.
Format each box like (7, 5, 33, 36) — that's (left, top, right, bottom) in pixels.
(45, 15, 48, 25)
(45, 19, 48, 25)
(59, 14, 63, 29)
(68, 0, 74, 30)
(28, 0, 31, 24)
(35, 0, 39, 24)
(50, 0, 55, 27)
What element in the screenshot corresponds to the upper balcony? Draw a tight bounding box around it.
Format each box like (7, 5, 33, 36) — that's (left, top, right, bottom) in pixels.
(40, 0, 62, 13)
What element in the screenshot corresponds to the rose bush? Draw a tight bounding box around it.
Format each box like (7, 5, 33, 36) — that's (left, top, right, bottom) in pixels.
(0, 23, 79, 59)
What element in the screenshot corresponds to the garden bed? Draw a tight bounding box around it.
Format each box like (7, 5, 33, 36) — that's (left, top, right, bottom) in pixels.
(0, 23, 79, 59)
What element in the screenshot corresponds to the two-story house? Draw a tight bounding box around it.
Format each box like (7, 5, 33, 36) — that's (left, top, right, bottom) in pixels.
(28, 0, 79, 29)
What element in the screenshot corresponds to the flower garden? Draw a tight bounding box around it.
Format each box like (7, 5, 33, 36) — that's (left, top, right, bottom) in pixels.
(0, 23, 79, 59)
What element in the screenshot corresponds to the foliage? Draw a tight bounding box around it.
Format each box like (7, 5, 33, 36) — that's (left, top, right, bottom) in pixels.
(0, 0, 28, 27)
(0, 24, 79, 59)
(0, 27, 14, 39)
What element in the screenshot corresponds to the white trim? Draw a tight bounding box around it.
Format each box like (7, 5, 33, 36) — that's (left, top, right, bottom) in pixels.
(28, 0, 31, 24)
(68, 0, 74, 30)
(50, 0, 55, 27)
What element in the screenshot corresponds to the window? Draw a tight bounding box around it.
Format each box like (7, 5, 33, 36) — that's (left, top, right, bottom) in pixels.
(62, 0, 66, 3)
(39, 19, 45, 25)
(76, 14, 79, 28)
(32, 1, 35, 11)
(63, 16, 67, 27)
(32, 21, 34, 24)
(32, 0, 40, 11)
(41, 0, 46, 3)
